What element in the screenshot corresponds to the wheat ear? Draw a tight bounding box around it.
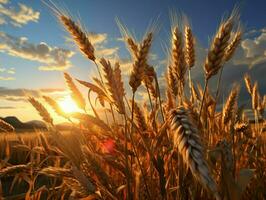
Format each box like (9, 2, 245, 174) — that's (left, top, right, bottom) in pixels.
(252, 82, 259, 110)
(172, 26, 186, 87)
(64, 72, 86, 111)
(28, 97, 53, 125)
(60, 15, 95, 61)
(244, 73, 253, 94)
(100, 58, 125, 114)
(129, 32, 153, 92)
(169, 107, 220, 200)
(167, 65, 178, 97)
(224, 29, 242, 61)
(127, 37, 138, 58)
(132, 101, 147, 131)
(184, 26, 195, 69)
(222, 86, 239, 125)
(0, 119, 15, 132)
(43, 96, 67, 118)
(204, 17, 234, 80)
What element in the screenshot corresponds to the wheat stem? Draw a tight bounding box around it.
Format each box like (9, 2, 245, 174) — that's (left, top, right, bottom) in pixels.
(155, 74, 165, 122)
(93, 61, 105, 84)
(87, 91, 100, 119)
(145, 83, 154, 111)
(123, 114, 131, 200)
(188, 69, 193, 102)
(129, 92, 151, 200)
(198, 79, 209, 123)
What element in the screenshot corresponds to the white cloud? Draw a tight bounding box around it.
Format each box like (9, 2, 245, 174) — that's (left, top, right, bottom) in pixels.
(96, 46, 119, 58)
(0, 0, 8, 4)
(0, 1, 39, 27)
(0, 32, 74, 71)
(232, 30, 266, 68)
(0, 76, 14, 80)
(0, 66, 15, 80)
(88, 32, 108, 45)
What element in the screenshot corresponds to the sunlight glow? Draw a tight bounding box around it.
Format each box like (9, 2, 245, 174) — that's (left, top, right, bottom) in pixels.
(58, 95, 81, 113)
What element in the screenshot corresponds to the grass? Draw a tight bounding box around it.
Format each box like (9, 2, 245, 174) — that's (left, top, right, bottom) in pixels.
(0, 5, 266, 200)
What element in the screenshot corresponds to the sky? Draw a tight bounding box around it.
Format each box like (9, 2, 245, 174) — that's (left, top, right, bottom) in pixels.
(0, 0, 266, 123)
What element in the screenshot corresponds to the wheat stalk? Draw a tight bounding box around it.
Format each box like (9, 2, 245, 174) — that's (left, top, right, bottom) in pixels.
(169, 107, 220, 200)
(222, 86, 239, 125)
(171, 26, 186, 91)
(204, 17, 234, 80)
(167, 65, 178, 97)
(43, 96, 67, 118)
(0, 119, 15, 132)
(60, 15, 95, 61)
(244, 73, 253, 95)
(28, 97, 53, 125)
(64, 72, 86, 111)
(132, 101, 147, 131)
(184, 26, 195, 69)
(127, 37, 138, 58)
(0, 164, 29, 177)
(252, 82, 259, 110)
(100, 58, 125, 114)
(129, 32, 153, 92)
(224, 29, 242, 61)
(199, 15, 235, 120)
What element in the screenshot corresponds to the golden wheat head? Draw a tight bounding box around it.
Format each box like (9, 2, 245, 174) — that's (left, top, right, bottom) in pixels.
(129, 32, 153, 92)
(169, 107, 220, 200)
(60, 15, 95, 61)
(0, 119, 15, 132)
(28, 97, 53, 125)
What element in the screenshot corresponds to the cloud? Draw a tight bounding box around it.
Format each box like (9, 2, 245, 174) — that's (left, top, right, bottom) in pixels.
(0, 66, 15, 80)
(0, 87, 66, 101)
(88, 32, 108, 45)
(186, 28, 266, 107)
(0, 32, 75, 71)
(232, 30, 266, 68)
(7, 68, 14, 74)
(0, 1, 39, 27)
(0, 0, 8, 4)
(96, 46, 119, 58)
(0, 106, 16, 109)
(0, 76, 14, 80)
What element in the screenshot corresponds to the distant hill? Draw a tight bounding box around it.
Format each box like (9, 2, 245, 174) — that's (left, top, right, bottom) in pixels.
(0, 116, 74, 132)
(0, 116, 47, 131)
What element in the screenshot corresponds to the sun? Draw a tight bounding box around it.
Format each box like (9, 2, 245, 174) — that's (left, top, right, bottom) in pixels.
(58, 95, 81, 113)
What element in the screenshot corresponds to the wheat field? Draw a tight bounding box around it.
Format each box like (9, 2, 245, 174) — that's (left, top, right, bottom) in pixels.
(0, 5, 266, 200)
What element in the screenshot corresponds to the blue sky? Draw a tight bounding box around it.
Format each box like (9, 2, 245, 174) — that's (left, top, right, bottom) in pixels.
(0, 0, 266, 122)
